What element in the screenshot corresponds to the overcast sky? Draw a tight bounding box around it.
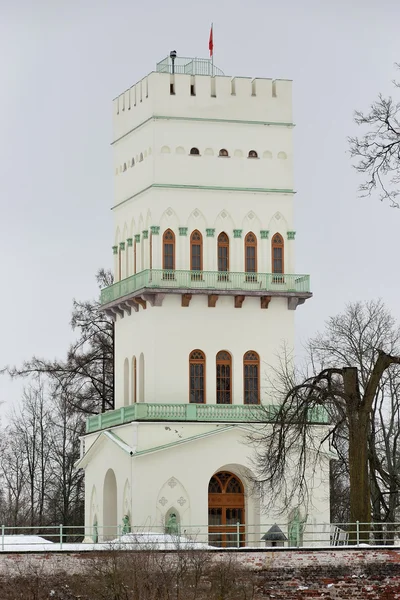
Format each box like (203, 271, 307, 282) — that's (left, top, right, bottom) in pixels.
(0, 0, 399, 413)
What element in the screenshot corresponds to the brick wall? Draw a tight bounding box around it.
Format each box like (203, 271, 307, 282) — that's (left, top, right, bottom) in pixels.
(1, 548, 400, 598)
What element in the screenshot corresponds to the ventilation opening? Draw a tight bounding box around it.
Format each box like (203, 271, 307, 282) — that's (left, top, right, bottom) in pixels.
(219, 149, 229, 157)
(248, 150, 258, 158)
(190, 147, 200, 156)
(190, 84, 196, 96)
(170, 83, 175, 95)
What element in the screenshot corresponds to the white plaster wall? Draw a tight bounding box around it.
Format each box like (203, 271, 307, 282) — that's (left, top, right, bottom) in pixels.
(113, 72, 292, 143)
(82, 422, 330, 544)
(113, 187, 295, 280)
(114, 294, 294, 408)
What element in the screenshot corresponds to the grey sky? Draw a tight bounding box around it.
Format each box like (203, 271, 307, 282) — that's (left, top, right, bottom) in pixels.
(0, 0, 399, 412)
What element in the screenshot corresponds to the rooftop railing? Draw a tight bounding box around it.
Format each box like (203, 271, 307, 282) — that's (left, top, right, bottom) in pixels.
(100, 269, 311, 306)
(156, 56, 224, 76)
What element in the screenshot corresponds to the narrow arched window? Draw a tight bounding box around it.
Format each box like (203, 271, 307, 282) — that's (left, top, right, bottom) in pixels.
(248, 150, 258, 158)
(131, 356, 137, 403)
(163, 229, 175, 271)
(190, 230, 203, 272)
(218, 232, 229, 273)
(219, 149, 229, 157)
(245, 232, 257, 275)
(216, 351, 232, 404)
(190, 147, 200, 155)
(189, 350, 206, 403)
(243, 351, 260, 404)
(123, 358, 129, 406)
(272, 233, 284, 274)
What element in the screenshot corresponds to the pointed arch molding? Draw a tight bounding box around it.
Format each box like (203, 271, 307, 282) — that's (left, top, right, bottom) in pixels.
(156, 477, 191, 524)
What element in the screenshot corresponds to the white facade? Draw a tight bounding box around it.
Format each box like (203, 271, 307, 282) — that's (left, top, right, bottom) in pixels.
(78, 55, 329, 546)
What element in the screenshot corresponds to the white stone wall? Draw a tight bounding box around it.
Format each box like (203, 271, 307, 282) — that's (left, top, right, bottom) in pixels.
(114, 294, 294, 408)
(83, 421, 330, 544)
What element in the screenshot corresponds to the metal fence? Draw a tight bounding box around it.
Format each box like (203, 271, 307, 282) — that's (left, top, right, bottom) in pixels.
(1, 522, 400, 552)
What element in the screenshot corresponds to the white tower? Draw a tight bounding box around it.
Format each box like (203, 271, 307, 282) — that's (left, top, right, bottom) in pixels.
(78, 54, 329, 546)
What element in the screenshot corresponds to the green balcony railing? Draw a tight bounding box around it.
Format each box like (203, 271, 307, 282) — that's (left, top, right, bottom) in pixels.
(86, 403, 328, 434)
(100, 269, 311, 306)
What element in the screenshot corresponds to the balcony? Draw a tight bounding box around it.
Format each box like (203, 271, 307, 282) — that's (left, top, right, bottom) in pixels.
(86, 403, 328, 434)
(100, 269, 312, 316)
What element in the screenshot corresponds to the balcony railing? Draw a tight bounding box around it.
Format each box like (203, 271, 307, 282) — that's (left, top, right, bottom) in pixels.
(156, 56, 224, 77)
(86, 403, 328, 434)
(100, 269, 311, 306)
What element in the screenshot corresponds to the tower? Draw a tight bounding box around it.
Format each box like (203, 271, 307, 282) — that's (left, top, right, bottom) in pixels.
(78, 54, 329, 546)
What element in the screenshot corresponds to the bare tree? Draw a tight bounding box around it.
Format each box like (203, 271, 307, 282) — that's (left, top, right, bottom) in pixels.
(253, 300, 400, 536)
(5, 269, 114, 415)
(349, 64, 400, 207)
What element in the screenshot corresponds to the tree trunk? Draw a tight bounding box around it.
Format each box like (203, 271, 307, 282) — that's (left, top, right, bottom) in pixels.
(343, 367, 370, 542)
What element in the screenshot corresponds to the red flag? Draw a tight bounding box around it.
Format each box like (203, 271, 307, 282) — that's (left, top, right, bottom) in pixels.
(209, 24, 213, 57)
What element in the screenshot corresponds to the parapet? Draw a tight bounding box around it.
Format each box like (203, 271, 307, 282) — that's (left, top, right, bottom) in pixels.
(112, 68, 293, 144)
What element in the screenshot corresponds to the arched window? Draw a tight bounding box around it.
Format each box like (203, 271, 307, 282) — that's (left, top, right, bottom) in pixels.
(190, 147, 200, 155)
(218, 232, 229, 274)
(189, 350, 205, 404)
(190, 230, 203, 275)
(131, 356, 137, 403)
(243, 351, 260, 404)
(216, 351, 232, 404)
(139, 353, 145, 402)
(163, 229, 175, 271)
(219, 149, 229, 157)
(123, 358, 129, 406)
(272, 233, 284, 274)
(245, 232, 257, 277)
(248, 150, 258, 158)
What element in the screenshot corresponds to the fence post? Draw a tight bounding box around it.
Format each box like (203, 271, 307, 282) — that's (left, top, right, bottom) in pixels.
(59, 524, 63, 550)
(356, 521, 359, 547)
(236, 522, 240, 548)
(1, 525, 4, 552)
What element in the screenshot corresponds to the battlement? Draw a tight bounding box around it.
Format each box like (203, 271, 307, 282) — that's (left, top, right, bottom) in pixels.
(112, 67, 293, 143)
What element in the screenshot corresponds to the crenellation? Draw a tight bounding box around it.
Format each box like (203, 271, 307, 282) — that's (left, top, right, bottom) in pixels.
(231, 77, 253, 98)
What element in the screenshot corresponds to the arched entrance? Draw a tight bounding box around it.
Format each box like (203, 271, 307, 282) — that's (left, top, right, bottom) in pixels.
(208, 471, 245, 547)
(103, 469, 117, 540)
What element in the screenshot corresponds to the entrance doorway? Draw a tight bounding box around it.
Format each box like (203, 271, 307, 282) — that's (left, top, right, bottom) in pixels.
(208, 471, 245, 547)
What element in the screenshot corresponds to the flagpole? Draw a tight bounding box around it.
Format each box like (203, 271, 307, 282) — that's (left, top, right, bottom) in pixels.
(211, 23, 214, 76)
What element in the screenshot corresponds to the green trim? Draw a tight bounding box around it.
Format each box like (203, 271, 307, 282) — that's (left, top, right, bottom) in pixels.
(127, 238, 133, 247)
(85, 402, 328, 434)
(150, 226, 160, 235)
(113, 184, 294, 211)
(119, 242, 125, 251)
(111, 115, 295, 145)
(233, 229, 242, 239)
(142, 230, 149, 239)
(100, 268, 311, 305)
(135, 234, 140, 243)
(260, 230, 270, 239)
(112, 245, 118, 255)
(287, 231, 296, 240)
(206, 228, 215, 237)
(179, 227, 188, 236)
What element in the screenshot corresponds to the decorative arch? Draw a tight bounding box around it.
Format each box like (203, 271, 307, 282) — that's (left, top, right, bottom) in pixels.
(208, 471, 245, 547)
(190, 230, 203, 272)
(176, 146, 185, 155)
(271, 233, 284, 274)
(248, 150, 258, 158)
(123, 358, 129, 406)
(161, 145, 171, 154)
(217, 232, 229, 273)
(243, 351, 260, 404)
(189, 350, 205, 404)
(163, 229, 175, 271)
(122, 479, 131, 528)
(216, 351, 232, 405)
(156, 477, 191, 528)
(277, 151, 287, 159)
(204, 148, 214, 156)
(244, 232, 257, 275)
(139, 353, 145, 402)
(234, 149, 243, 158)
(189, 147, 200, 155)
(103, 469, 118, 540)
(139, 152, 143, 162)
(219, 148, 229, 157)
(263, 150, 272, 159)
(131, 356, 137, 403)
